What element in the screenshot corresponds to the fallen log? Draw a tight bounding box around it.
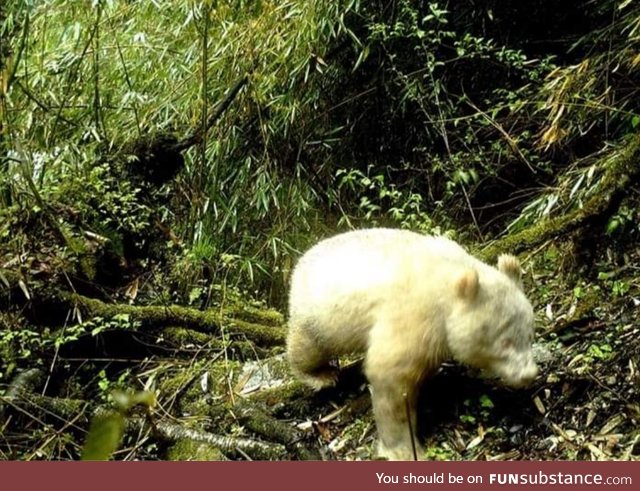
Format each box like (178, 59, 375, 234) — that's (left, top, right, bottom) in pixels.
(479, 133, 640, 262)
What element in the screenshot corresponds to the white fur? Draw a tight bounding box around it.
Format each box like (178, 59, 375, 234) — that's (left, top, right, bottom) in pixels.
(287, 228, 538, 460)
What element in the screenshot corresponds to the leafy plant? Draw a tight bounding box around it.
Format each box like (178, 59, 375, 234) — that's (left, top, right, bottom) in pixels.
(336, 166, 447, 234)
(586, 343, 613, 361)
(81, 390, 155, 460)
(598, 270, 633, 299)
(537, 0, 640, 148)
(460, 395, 494, 424)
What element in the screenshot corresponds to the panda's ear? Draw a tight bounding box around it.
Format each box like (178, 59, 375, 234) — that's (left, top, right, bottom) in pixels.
(456, 268, 479, 301)
(497, 254, 523, 289)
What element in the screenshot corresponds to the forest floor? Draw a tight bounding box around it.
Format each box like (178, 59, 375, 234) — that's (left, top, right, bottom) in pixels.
(1, 229, 638, 461)
(242, 239, 640, 462)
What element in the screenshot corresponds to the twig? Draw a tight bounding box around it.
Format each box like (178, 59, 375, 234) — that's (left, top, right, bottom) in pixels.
(465, 97, 536, 173)
(404, 392, 417, 461)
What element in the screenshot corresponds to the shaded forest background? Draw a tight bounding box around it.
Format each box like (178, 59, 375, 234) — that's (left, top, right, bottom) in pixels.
(0, 0, 639, 460)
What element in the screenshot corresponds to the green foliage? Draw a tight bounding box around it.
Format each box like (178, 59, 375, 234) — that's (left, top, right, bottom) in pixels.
(537, 1, 640, 148)
(0, 322, 43, 379)
(0, 313, 140, 384)
(507, 164, 599, 233)
(2, 0, 638, 303)
(606, 205, 637, 236)
(586, 343, 613, 361)
(80, 314, 140, 338)
(422, 444, 458, 461)
(1, 311, 46, 383)
(597, 270, 633, 299)
(461, 394, 495, 425)
(610, 279, 629, 298)
(81, 390, 155, 460)
(459, 413, 476, 425)
(323, 0, 557, 235)
(6, 146, 152, 241)
(460, 394, 495, 425)
(81, 410, 126, 461)
(479, 394, 495, 410)
(3, 0, 364, 302)
(335, 166, 448, 234)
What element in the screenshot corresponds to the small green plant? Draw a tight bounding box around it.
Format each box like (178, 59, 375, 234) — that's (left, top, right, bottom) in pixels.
(0, 326, 42, 361)
(336, 167, 446, 233)
(81, 390, 156, 461)
(422, 443, 458, 461)
(586, 343, 613, 361)
(606, 205, 635, 235)
(479, 394, 494, 409)
(49, 160, 153, 239)
(97, 370, 112, 396)
(459, 413, 477, 424)
(611, 280, 630, 298)
(0, 324, 43, 381)
(82, 314, 140, 337)
(97, 369, 135, 402)
(460, 394, 494, 425)
(597, 270, 632, 299)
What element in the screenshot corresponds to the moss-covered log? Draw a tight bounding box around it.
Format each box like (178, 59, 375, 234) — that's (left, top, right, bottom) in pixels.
(478, 133, 640, 262)
(1, 385, 288, 460)
(235, 403, 322, 460)
(69, 294, 286, 347)
(152, 420, 287, 460)
(1, 388, 89, 428)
